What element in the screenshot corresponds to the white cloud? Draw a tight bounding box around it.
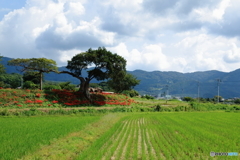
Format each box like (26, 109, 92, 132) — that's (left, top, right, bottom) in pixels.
(169, 32, 240, 72)
(58, 49, 82, 63)
(32, 24, 50, 38)
(142, 44, 169, 69)
(108, 43, 169, 71)
(0, 0, 115, 61)
(212, 0, 230, 20)
(193, 0, 230, 23)
(65, 2, 85, 16)
(1, 0, 240, 73)
(224, 43, 240, 63)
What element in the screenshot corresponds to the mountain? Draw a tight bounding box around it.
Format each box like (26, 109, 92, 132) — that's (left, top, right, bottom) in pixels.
(1, 57, 22, 74)
(2, 57, 240, 98)
(128, 69, 240, 98)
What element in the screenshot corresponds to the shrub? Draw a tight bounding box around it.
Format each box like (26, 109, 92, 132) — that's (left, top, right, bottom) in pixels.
(142, 95, 154, 99)
(0, 81, 5, 88)
(183, 97, 195, 102)
(43, 84, 61, 90)
(155, 105, 161, 112)
(59, 82, 76, 91)
(23, 81, 38, 89)
(0, 109, 9, 116)
(122, 90, 139, 97)
(234, 99, 240, 104)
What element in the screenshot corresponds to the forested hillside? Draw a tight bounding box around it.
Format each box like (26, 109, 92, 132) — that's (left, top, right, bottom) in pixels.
(129, 70, 240, 98)
(2, 57, 240, 98)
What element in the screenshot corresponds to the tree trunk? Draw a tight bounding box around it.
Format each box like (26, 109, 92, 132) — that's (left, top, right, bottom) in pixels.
(83, 80, 92, 103)
(78, 78, 85, 92)
(57, 71, 93, 103)
(79, 77, 92, 103)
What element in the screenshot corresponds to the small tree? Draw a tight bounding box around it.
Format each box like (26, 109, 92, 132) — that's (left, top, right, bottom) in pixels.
(183, 97, 194, 102)
(98, 82, 111, 91)
(234, 99, 240, 104)
(122, 89, 139, 97)
(107, 73, 140, 93)
(8, 58, 57, 90)
(23, 71, 42, 84)
(0, 54, 6, 74)
(43, 81, 61, 90)
(59, 47, 126, 101)
(23, 81, 38, 89)
(0, 73, 22, 88)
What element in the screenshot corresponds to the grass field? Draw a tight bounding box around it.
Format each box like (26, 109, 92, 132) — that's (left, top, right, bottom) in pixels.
(1, 112, 239, 160)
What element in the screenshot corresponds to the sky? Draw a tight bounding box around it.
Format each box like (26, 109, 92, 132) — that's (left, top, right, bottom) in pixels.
(1, 0, 240, 73)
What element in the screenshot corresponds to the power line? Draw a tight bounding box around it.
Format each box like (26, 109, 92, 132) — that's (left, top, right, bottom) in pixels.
(197, 81, 200, 103)
(222, 81, 240, 83)
(217, 79, 221, 103)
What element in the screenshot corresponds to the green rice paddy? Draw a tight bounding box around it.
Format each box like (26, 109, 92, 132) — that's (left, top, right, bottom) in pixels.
(0, 112, 239, 160)
(78, 112, 240, 160)
(0, 115, 100, 160)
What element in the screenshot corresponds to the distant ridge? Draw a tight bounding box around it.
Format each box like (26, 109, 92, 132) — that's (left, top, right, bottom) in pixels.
(129, 69, 240, 98)
(2, 57, 240, 98)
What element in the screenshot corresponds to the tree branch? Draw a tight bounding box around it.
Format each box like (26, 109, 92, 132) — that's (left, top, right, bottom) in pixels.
(57, 70, 84, 81)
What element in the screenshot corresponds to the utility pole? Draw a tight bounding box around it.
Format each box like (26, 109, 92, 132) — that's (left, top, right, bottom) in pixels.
(166, 85, 169, 95)
(181, 88, 184, 98)
(197, 81, 200, 103)
(165, 85, 169, 100)
(217, 79, 221, 103)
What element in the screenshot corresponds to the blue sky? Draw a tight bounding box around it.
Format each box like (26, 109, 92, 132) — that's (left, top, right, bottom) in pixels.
(0, 0, 26, 19)
(1, 0, 240, 73)
(0, 0, 25, 9)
